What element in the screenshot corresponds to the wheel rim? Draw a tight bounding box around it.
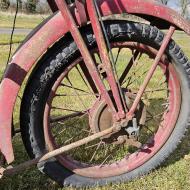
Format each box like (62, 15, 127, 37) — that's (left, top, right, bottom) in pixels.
(43, 42, 181, 178)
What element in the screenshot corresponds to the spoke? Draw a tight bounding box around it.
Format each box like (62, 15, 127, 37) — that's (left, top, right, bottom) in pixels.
(55, 93, 96, 97)
(162, 102, 170, 108)
(50, 112, 86, 123)
(119, 50, 140, 84)
(146, 70, 168, 100)
(85, 141, 104, 149)
(154, 111, 166, 118)
(56, 114, 88, 130)
(60, 83, 91, 94)
(144, 88, 169, 94)
(51, 107, 84, 113)
(75, 64, 95, 94)
(66, 76, 89, 111)
(114, 48, 121, 65)
(134, 88, 169, 95)
(54, 128, 67, 138)
(64, 130, 85, 145)
(126, 69, 149, 88)
(78, 61, 99, 95)
(90, 141, 102, 162)
(98, 145, 119, 167)
(143, 125, 154, 134)
(99, 154, 111, 168)
(146, 110, 164, 127)
(122, 61, 145, 86)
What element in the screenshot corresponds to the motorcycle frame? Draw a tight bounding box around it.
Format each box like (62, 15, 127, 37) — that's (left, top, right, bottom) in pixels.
(0, 0, 190, 166)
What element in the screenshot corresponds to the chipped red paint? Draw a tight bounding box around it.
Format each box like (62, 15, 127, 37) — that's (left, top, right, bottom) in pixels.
(1, 0, 190, 164)
(75, 0, 88, 26)
(87, 0, 126, 119)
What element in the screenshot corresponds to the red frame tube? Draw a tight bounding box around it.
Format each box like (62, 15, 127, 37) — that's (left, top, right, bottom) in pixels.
(86, 0, 126, 119)
(55, 0, 120, 120)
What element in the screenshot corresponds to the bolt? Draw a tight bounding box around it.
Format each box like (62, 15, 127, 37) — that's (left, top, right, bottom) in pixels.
(117, 136, 125, 144)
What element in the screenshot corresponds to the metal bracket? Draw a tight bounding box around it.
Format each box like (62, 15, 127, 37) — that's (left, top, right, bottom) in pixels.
(75, 0, 87, 26)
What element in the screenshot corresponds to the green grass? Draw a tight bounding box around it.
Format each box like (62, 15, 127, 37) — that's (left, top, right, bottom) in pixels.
(0, 34, 25, 44)
(0, 30, 190, 190)
(0, 11, 48, 29)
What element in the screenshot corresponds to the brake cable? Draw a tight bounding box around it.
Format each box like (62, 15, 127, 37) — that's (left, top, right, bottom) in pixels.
(93, 0, 127, 112)
(6, 0, 19, 65)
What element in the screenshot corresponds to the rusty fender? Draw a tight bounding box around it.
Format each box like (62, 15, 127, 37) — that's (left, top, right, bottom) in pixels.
(1, 0, 190, 164)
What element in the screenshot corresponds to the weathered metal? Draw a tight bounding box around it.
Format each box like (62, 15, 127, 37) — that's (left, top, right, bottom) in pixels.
(0, 0, 190, 165)
(75, 0, 88, 26)
(46, 0, 190, 34)
(87, 0, 126, 119)
(55, 0, 120, 122)
(119, 51, 140, 85)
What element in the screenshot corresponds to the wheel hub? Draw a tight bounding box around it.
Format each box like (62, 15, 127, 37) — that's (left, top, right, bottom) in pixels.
(89, 90, 147, 144)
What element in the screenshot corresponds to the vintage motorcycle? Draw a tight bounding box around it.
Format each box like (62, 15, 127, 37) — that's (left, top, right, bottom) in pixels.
(0, 0, 190, 187)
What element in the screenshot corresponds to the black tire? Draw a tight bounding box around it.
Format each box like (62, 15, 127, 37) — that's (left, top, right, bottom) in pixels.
(20, 21, 190, 188)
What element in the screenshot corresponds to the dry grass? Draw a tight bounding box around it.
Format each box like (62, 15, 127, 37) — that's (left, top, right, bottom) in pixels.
(0, 11, 48, 29)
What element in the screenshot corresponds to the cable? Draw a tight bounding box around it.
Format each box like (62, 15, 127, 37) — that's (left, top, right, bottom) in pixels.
(6, 0, 19, 65)
(93, 0, 127, 112)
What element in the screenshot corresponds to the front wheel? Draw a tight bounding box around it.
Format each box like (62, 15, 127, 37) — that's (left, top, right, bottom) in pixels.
(20, 21, 190, 187)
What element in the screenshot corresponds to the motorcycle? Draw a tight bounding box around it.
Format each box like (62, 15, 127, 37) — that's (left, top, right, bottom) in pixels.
(0, 0, 190, 187)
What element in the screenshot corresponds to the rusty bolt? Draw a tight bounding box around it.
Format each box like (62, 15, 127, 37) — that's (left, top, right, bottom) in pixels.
(121, 119, 129, 128)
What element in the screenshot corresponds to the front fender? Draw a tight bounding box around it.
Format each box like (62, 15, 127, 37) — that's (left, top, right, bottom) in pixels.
(1, 0, 190, 164)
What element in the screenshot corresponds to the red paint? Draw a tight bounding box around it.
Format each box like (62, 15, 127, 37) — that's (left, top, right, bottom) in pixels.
(75, 0, 88, 26)
(55, 0, 120, 120)
(0, 0, 190, 164)
(87, 0, 126, 119)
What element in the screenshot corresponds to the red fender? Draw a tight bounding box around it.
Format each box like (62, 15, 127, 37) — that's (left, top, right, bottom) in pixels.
(1, 0, 190, 164)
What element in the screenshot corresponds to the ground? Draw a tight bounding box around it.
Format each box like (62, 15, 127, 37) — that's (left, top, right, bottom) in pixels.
(0, 12, 190, 190)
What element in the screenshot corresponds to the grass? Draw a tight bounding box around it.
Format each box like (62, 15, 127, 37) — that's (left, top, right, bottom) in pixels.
(0, 11, 48, 29)
(0, 29, 190, 190)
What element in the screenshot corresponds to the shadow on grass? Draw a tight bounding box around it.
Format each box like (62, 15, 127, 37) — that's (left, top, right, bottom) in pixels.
(161, 126, 190, 167)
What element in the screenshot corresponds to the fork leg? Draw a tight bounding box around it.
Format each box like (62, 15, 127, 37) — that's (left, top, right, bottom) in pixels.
(87, 0, 126, 119)
(55, 0, 122, 120)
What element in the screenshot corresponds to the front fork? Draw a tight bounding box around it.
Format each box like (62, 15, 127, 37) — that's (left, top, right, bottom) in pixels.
(55, 0, 175, 123)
